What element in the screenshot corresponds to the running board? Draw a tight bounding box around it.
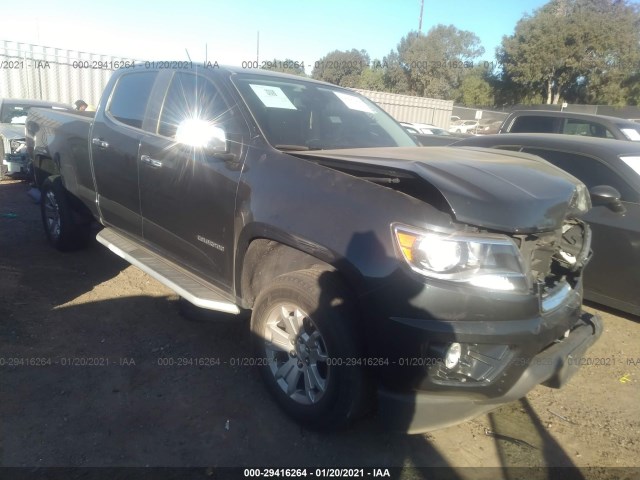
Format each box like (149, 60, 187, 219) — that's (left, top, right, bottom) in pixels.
(96, 228, 240, 314)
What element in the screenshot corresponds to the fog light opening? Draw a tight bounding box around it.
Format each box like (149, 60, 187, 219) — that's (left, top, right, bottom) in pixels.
(445, 343, 462, 369)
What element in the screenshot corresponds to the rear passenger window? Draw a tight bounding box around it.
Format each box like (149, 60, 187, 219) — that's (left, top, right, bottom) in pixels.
(522, 148, 638, 203)
(562, 119, 614, 139)
(108, 72, 157, 129)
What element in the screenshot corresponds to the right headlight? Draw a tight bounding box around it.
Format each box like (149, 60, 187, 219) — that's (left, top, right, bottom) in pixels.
(393, 224, 531, 294)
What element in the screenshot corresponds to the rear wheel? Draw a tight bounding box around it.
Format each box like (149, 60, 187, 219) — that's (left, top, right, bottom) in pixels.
(40, 176, 91, 251)
(251, 268, 371, 430)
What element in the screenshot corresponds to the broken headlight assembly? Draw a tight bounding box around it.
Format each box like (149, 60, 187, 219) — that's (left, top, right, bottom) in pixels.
(9, 138, 27, 154)
(393, 224, 532, 294)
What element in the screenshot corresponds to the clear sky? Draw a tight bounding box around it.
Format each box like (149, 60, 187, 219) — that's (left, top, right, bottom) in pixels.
(4, 0, 550, 69)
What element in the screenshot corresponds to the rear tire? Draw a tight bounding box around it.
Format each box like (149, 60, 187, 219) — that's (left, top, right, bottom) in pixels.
(40, 176, 91, 251)
(250, 268, 372, 431)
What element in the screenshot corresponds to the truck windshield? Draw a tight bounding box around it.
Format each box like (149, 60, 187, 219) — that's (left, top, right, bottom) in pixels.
(232, 73, 417, 150)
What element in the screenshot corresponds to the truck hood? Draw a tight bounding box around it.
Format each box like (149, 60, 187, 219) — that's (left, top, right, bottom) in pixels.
(299, 146, 588, 233)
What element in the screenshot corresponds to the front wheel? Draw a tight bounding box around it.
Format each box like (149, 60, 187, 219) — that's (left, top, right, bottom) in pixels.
(40, 176, 91, 251)
(251, 269, 371, 431)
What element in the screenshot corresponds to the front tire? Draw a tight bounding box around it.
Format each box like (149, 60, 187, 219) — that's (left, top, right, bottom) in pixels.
(40, 176, 91, 251)
(251, 268, 371, 431)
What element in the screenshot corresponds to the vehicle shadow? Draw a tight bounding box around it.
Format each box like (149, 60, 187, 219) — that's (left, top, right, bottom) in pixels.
(487, 398, 587, 479)
(0, 180, 130, 347)
(1, 292, 458, 474)
(583, 300, 639, 323)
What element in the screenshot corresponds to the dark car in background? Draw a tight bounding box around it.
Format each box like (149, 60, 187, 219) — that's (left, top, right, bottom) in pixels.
(499, 110, 640, 142)
(453, 133, 640, 316)
(0, 98, 71, 177)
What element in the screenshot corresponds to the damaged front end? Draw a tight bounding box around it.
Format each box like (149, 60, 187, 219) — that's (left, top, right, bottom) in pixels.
(518, 217, 592, 313)
(295, 147, 603, 432)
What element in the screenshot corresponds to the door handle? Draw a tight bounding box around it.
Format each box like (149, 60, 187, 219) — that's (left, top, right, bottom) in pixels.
(91, 138, 109, 149)
(140, 154, 163, 168)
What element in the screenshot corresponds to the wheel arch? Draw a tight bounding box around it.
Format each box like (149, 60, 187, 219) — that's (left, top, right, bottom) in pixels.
(236, 228, 364, 311)
(33, 153, 60, 188)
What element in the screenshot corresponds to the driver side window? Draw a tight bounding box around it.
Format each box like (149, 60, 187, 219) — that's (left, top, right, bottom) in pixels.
(157, 72, 233, 139)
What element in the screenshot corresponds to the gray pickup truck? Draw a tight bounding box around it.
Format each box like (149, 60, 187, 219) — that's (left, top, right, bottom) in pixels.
(26, 64, 602, 433)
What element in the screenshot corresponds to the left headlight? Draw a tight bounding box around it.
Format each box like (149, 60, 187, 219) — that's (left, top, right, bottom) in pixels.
(393, 224, 531, 293)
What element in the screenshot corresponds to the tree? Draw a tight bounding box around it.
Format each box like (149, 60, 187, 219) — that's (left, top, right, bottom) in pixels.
(311, 49, 370, 87)
(358, 65, 386, 91)
(381, 50, 411, 94)
(498, 0, 640, 105)
(260, 58, 306, 76)
(392, 26, 484, 99)
(456, 66, 494, 107)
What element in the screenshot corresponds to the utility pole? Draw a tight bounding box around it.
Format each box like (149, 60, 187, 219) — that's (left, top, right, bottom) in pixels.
(257, 31, 260, 65)
(418, 0, 424, 33)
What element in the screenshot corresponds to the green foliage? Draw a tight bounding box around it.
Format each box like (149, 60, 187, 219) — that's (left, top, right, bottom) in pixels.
(389, 26, 484, 99)
(498, 0, 640, 105)
(306, 1, 640, 107)
(456, 66, 494, 107)
(311, 49, 371, 87)
(358, 66, 386, 91)
(381, 50, 411, 94)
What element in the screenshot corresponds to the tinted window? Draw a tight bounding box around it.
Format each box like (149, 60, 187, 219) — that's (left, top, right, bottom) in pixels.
(510, 115, 558, 133)
(562, 119, 614, 139)
(522, 148, 638, 203)
(108, 72, 157, 129)
(158, 72, 232, 138)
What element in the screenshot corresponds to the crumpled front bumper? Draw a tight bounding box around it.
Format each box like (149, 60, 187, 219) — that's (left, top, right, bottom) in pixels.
(378, 311, 602, 433)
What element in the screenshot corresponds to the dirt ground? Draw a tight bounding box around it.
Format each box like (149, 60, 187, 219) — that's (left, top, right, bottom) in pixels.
(1, 177, 639, 479)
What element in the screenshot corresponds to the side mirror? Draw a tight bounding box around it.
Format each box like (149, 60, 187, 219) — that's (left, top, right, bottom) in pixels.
(176, 120, 229, 154)
(589, 185, 626, 214)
